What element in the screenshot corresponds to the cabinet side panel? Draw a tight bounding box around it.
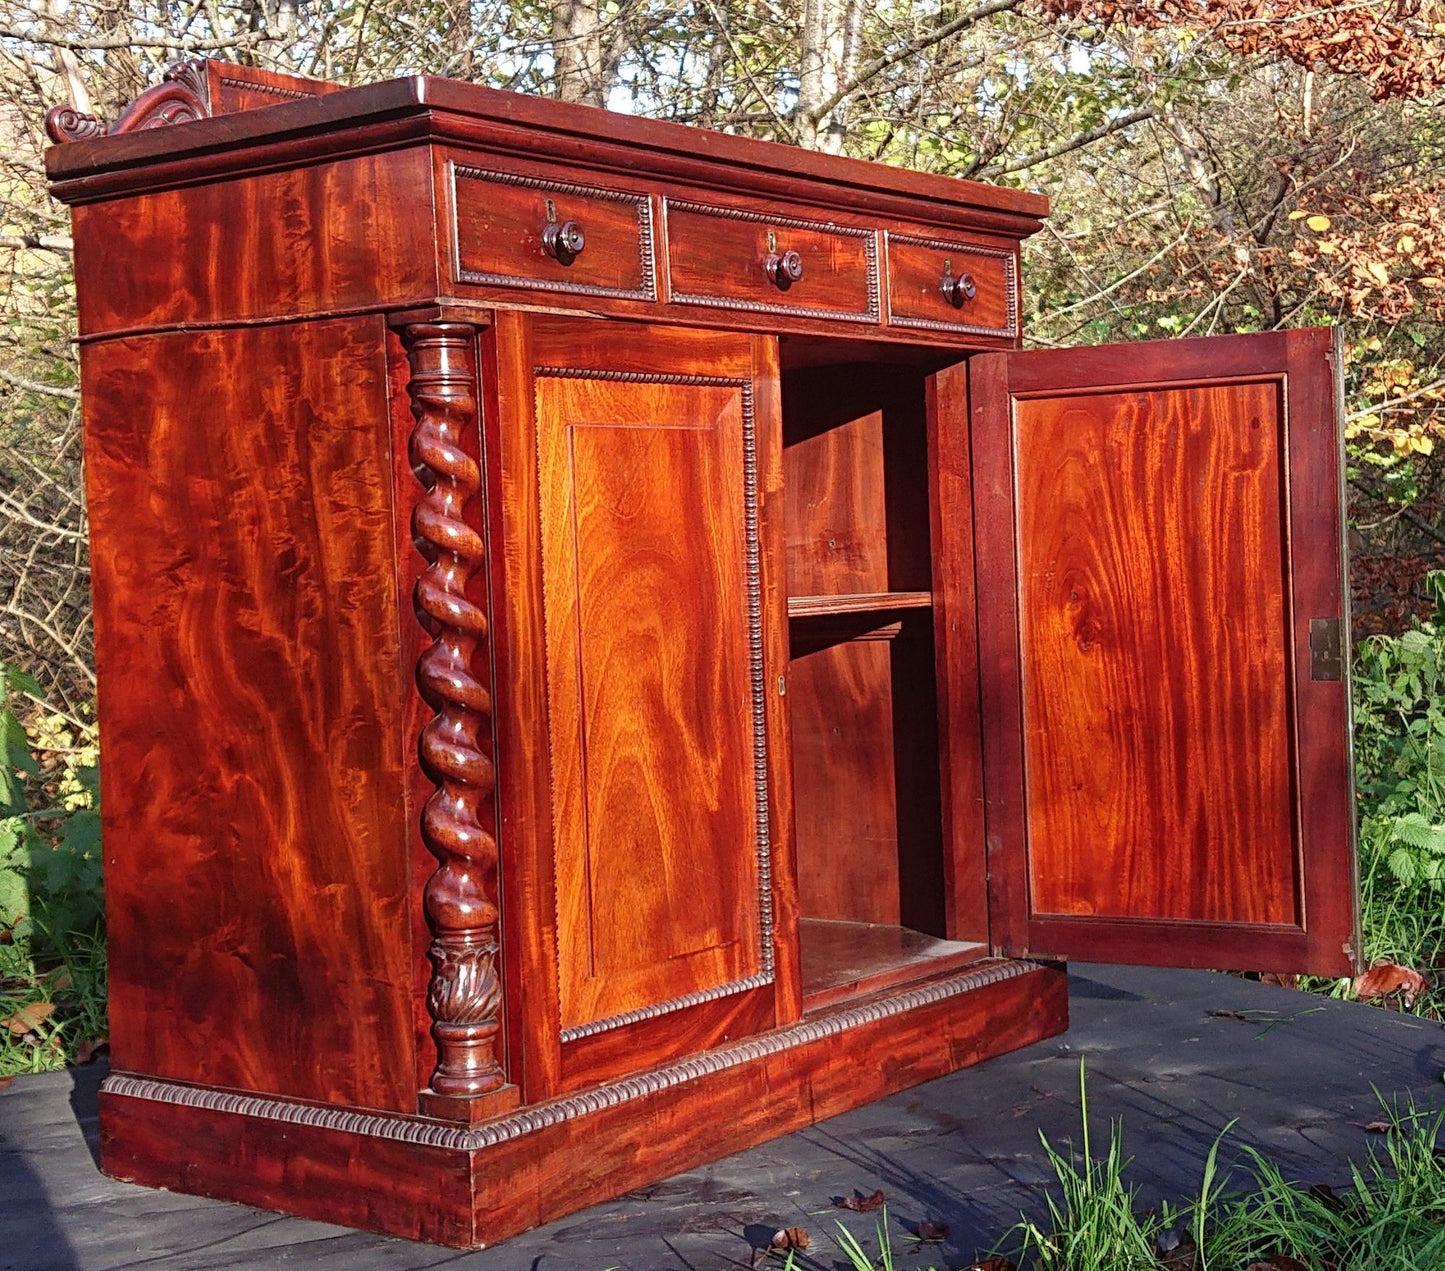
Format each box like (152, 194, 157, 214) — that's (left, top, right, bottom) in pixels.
(84, 317, 417, 1110)
(70, 147, 438, 337)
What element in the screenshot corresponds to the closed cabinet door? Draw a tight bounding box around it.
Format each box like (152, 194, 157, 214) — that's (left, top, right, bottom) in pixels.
(968, 328, 1359, 976)
(525, 316, 795, 1090)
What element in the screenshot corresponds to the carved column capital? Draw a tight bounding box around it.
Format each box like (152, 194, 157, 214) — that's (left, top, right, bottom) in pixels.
(399, 321, 514, 1116)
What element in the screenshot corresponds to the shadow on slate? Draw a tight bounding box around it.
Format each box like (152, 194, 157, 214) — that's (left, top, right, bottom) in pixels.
(2, 963, 1443, 1271)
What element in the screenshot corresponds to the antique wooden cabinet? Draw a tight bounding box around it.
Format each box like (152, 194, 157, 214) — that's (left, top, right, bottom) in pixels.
(45, 60, 1359, 1248)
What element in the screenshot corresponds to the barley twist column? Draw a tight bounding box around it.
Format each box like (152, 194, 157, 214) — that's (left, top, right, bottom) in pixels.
(400, 322, 506, 1101)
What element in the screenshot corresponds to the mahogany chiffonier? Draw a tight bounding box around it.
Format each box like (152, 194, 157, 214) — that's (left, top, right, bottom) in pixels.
(44, 60, 1360, 1248)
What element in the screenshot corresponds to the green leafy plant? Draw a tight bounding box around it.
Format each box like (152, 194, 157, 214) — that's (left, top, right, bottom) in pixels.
(0, 660, 105, 1076)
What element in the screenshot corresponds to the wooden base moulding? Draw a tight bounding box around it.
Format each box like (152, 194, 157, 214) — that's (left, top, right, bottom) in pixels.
(98, 960, 1066, 1248)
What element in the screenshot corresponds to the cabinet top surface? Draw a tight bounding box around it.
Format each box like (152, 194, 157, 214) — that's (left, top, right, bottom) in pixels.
(45, 60, 1048, 229)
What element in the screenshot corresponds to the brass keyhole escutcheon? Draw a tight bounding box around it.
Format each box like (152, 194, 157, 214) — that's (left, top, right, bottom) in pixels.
(940, 258, 976, 308)
(541, 198, 585, 266)
(764, 228, 803, 290)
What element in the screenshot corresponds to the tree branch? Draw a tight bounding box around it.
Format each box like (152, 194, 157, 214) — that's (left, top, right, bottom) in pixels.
(977, 105, 1156, 178)
(0, 368, 77, 400)
(803, 0, 1022, 127)
(0, 26, 270, 52)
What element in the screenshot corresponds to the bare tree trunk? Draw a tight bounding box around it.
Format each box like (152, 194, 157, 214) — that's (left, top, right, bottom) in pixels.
(552, 0, 609, 107)
(797, 0, 864, 152)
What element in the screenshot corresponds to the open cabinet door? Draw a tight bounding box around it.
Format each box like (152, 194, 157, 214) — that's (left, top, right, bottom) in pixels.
(972, 328, 1359, 976)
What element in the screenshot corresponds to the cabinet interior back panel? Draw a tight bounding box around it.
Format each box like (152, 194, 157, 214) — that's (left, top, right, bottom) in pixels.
(1013, 381, 1298, 927)
(536, 373, 764, 1033)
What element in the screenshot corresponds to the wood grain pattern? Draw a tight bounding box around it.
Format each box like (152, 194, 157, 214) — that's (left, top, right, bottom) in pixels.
(83, 318, 417, 1110)
(399, 322, 513, 1109)
(799, 918, 987, 1010)
(98, 960, 1067, 1247)
(787, 591, 931, 617)
(209, 62, 344, 114)
(885, 235, 1018, 336)
(70, 147, 438, 336)
(486, 310, 566, 1103)
(789, 637, 903, 926)
(1018, 380, 1295, 924)
(926, 361, 990, 944)
(665, 200, 878, 323)
(450, 161, 655, 299)
(972, 331, 1358, 975)
(783, 392, 890, 597)
(532, 325, 770, 1038)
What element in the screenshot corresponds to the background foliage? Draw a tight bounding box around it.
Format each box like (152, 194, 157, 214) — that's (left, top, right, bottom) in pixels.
(1, 1, 1443, 1067)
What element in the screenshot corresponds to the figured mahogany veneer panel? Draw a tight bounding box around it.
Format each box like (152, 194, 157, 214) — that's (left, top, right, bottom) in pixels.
(784, 402, 889, 596)
(886, 235, 1018, 337)
(789, 638, 901, 926)
(71, 147, 437, 336)
(534, 351, 767, 1036)
(665, 200, 879, 324)
(83, 318, 417, 1111)
(449, 161, 655, 300)
(973, 330, 1358, 975)
(209, 62, 345, 114)
(1015, 382, 1296, 925)
(798, 918, 987, 1010)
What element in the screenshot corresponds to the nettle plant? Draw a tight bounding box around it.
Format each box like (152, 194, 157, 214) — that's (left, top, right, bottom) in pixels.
(0, 660, 105, 1074)
(0, 662, 101, 937)
(1352, 571, 1445, 892)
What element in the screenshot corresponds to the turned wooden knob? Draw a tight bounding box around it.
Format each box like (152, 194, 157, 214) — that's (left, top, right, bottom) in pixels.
(542, 219, 585, 264)
(765, 248, 803, 289)
(940, 270, 976, 308)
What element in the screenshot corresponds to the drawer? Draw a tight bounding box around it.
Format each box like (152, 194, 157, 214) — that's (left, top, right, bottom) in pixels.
(449, 163, 657, 301)
(885, 234, 1018, 337)
(664, 200, 879, 324)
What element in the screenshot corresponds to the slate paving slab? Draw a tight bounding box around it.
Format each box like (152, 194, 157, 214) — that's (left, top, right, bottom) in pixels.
(3, 963, 1443, 1271)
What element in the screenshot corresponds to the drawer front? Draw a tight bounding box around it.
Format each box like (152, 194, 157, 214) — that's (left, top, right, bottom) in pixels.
(450, 163, 657, 301)
(665, 200, 880, 324)
(886, 234, 1018, 337)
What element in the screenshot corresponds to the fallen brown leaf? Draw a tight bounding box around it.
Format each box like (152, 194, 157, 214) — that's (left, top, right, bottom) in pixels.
(1209, 1009, 1249, 1021)
(770, 1227, 809, 1252)
(74, 1035, 110, 1065)
(1261, 973, 1299, 990)
(1353, 959, 1429, 1006)
(1358, 1120, 1392, 1133)
(960, 1259, 1016, 1271)
(835, 1187, 885, 1212)
(3, 1001, 55, 1035)
(0, 1076, 12, 1093)
(1157, 1231, 1198, 1270)
(915, 1220, 949, 1242)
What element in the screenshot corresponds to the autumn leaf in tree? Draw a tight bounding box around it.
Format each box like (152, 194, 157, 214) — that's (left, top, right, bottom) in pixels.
(1353, 959, 1430, 1006)
(1038, 0, 1445, 101)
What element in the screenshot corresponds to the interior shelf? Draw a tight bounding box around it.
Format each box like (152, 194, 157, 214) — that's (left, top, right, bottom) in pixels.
(787, 590, 932, 619)
(800, 919, 988, 1012)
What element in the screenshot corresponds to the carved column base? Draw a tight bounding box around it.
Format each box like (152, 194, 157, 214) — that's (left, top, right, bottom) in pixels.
(418, 1083, 521, 1125)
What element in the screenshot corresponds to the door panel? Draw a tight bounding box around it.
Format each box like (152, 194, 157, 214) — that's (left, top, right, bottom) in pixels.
(972, 329, 1358, 975)
(528, 318, 791, 1081)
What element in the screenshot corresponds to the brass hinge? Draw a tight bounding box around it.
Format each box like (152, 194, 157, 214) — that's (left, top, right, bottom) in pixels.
(1310, 618, 1342, 681)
